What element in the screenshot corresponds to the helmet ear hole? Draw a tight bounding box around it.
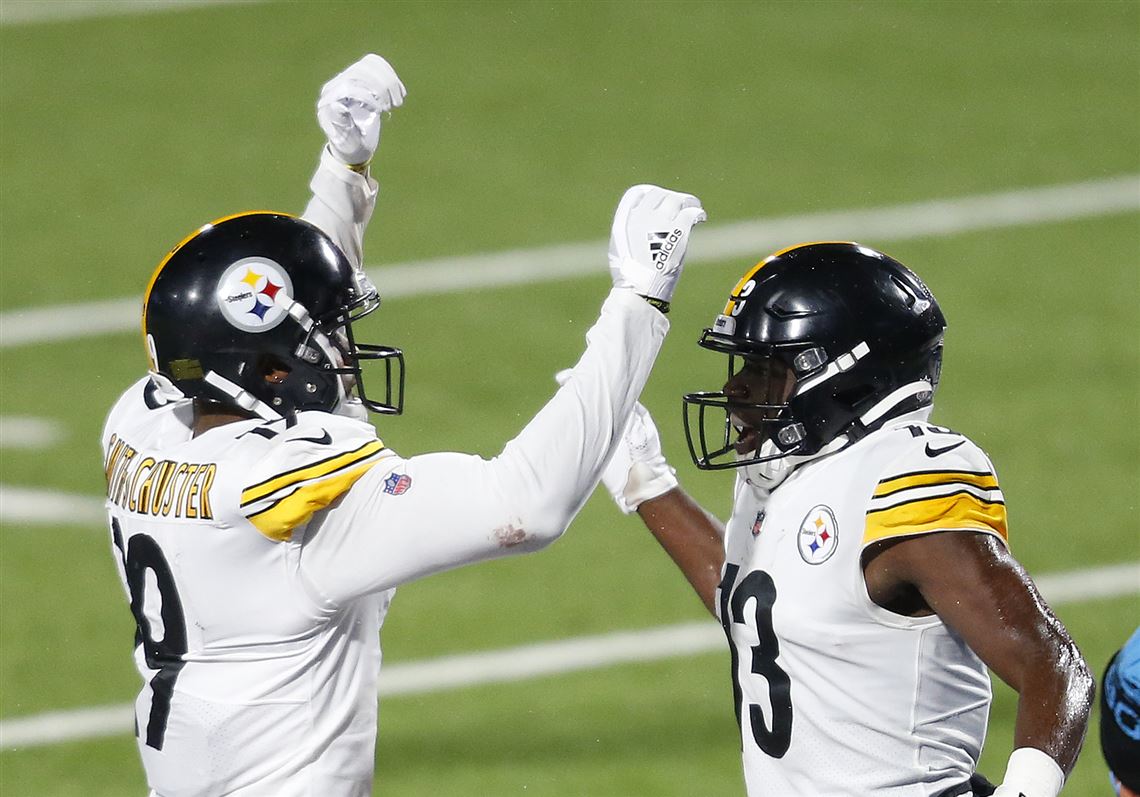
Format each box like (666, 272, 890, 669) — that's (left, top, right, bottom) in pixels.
(258, 354, 292, 385)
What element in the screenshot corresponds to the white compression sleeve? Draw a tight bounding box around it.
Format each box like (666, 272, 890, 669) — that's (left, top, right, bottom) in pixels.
(301, 146, 378, 268)
(299, 288, 668, 604)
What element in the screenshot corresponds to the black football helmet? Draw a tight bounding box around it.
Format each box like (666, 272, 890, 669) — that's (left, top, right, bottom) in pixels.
(142, 212, 403, 420)
(683, 242, 946, 471)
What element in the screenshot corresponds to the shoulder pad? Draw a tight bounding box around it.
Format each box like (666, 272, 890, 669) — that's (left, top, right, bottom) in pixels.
(103, 377, 194, 452)
(863, 423, 1007, 548)
(103, 378, 147, 447)
(240, 414, 389, 541)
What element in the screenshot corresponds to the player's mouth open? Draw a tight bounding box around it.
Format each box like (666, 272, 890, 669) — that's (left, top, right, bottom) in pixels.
(731, 414, 759, 455)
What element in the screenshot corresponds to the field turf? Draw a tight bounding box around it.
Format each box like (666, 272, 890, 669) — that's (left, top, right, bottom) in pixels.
(1, 2, 1136, 794)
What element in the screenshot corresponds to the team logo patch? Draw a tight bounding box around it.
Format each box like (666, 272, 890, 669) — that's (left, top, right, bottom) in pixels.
(797, 505, 839, 564)
(216, 257, 294, 333)
(382, 472, 412, 495)
(751, 509, 766, 537)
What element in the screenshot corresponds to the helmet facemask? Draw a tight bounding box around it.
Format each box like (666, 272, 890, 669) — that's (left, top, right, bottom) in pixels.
(682, 242, 947, 486)
(683, 338, 820, 472)
(273, 280, 405, 419)
(335, 271, 405, 417)
(323, 324, 405, 418)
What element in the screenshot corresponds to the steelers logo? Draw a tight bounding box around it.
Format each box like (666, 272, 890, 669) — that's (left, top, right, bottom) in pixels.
(216, 258, 294, 333)
(797, 505, 839, 565)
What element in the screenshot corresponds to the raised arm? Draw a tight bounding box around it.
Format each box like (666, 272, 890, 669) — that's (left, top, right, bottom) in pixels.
(301, 53, 406, 266)
(299, 186, 706, 602)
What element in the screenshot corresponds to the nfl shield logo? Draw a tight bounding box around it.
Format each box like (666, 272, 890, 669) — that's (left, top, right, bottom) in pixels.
(383, 472, 412, 495)
(751, 510, 766, 537)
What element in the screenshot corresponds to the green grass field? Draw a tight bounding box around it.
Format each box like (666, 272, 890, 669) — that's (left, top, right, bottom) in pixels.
(1, 1, 1137, 794)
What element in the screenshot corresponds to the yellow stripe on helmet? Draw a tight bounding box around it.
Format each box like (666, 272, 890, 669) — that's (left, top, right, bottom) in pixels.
(722, 241, 856, 316)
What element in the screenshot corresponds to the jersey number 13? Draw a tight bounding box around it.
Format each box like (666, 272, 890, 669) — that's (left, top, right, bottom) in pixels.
(719, 563, 793, 757)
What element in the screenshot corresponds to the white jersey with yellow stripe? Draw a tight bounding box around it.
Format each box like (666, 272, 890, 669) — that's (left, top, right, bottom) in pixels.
(103, 377, 397, 796)
(104, 284, 668, 796)
(717, 408, 1006, 797)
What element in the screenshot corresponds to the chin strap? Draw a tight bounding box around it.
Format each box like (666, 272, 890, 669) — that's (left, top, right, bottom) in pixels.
(857, 380, 934, 430)
(203, 371, 283, 421)
(743, 434, 851, 490)
(743, 380, 936, 489)
(332, 397, 369, 421)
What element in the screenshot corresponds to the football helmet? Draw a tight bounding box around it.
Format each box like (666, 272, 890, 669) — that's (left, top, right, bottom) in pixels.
(683, 242, 945, 478)
(142, 212, 403, 420)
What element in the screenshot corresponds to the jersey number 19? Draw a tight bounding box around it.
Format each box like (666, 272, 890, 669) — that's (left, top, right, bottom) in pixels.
(111, 520, 187, 750)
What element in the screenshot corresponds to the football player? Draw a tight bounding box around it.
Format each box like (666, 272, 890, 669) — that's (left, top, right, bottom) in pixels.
(598, 243, 1094, 797)
(103, 54, 704, 795)
(1100, 627, 1140, 797)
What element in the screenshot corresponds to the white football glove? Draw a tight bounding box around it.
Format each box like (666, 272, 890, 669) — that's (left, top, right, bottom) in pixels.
(608, 184, 705, 304)
(603, 401, 679, 514)
(557, 371, 677, 514)
(317, 54, 406, 168)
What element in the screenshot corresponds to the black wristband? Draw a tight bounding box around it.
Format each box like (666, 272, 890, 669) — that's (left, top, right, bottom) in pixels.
(640, 295, 670, 315)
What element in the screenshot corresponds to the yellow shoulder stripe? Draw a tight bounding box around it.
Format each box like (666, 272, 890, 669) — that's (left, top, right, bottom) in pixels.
(247, 461, 378, 541)
(874, 469, 997, 499)
(864, 491, 1008, 546)
(241, 440, 385, 506)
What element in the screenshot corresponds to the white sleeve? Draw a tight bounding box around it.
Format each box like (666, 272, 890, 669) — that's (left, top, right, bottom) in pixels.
(299, 287, 669, 605)
(300, 146, 378, 268)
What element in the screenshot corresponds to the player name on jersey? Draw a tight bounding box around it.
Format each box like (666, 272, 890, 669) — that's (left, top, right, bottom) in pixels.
(104, 434, 217, 520)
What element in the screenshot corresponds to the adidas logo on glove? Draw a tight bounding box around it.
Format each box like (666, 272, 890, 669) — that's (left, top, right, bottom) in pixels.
(648, 229, 683, 270)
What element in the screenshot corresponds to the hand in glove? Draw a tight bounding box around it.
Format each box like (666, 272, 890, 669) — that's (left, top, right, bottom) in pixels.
(604, 400, 679, 513)
(608, 184, 705, 308)
(557, 371, 677, 514)
(317, 53, 406, 170)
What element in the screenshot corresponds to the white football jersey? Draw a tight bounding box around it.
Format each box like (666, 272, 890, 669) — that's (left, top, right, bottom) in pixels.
(104, 280, 666, 796)
(717, 409, 1007, 797)
(104, 382, 396, 796)
(106, 136, 670, 794)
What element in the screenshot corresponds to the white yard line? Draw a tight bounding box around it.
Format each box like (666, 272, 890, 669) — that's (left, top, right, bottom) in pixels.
(0, 485, 104, 525)
(0, 417, 64, 449)
(2, 176, 1137, 748)
(0, 561, 1137, 750)
(1, 175, 1137, 349)
(0, 0, 262, 26)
